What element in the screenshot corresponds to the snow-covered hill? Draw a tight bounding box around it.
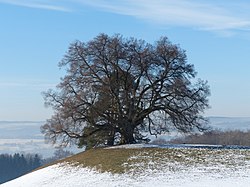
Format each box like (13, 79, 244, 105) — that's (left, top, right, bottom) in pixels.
(1, 145, 249, 187)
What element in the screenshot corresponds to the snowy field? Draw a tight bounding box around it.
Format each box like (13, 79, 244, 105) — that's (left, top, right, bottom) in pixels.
(1, 145, 249, 187)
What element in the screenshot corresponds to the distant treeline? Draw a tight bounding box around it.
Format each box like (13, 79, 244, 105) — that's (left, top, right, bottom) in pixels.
(0, 153, 42, 184)
(0, 149, 73, 184)
(151, 130, 250, 146)
(169, 130, 250, 146)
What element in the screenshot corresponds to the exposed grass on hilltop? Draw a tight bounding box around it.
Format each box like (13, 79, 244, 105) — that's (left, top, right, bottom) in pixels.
(63, 148, 136, 173)
(57, 147, 250, 174)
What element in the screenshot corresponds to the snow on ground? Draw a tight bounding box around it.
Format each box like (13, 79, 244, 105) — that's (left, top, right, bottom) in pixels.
(1, 145, 250, 187)
(106, 143, 250, 149)
(1, 161, 249, 187)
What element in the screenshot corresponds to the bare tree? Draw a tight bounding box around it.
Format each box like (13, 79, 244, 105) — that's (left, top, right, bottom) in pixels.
(41, 33, 210, 149)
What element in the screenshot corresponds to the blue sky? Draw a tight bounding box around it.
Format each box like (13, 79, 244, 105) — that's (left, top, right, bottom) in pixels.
(0, 0, 250, 121)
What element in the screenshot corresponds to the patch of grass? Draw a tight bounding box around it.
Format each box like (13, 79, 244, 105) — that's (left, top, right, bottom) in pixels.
(63, 148, 137, 173)
(41, 147, 250, 174)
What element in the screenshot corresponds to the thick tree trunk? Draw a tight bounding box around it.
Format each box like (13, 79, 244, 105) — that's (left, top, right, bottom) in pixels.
(120, 124, 136, 144)
(106, 130, 115, 146)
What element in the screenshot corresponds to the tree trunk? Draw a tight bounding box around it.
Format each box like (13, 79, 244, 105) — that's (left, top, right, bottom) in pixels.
(120, 124, 136, 144)
(106, 130, 115, 146)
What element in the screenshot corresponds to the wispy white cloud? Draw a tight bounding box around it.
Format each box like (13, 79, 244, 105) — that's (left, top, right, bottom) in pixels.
(75, 0, 250, 35)
(1, 0, 250, 35)
(0, 80, 56, 90)
(0, 0, 71, 12)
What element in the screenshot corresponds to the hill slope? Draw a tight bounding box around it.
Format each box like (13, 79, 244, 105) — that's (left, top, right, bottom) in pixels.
(1, 145, 250, 187)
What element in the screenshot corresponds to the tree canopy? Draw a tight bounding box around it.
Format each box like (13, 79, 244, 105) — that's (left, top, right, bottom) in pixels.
(41, 33, 210, 149)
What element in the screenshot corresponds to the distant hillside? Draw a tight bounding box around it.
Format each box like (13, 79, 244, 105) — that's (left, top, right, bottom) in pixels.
(208, 117, 250, 131)
(1, 145, 250, 187)
(0, 121, 81, 157)
(0, 121, 44, 139)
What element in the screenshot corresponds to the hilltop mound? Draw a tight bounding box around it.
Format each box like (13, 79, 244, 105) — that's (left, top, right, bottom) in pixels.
(1, 145, 250, 187)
